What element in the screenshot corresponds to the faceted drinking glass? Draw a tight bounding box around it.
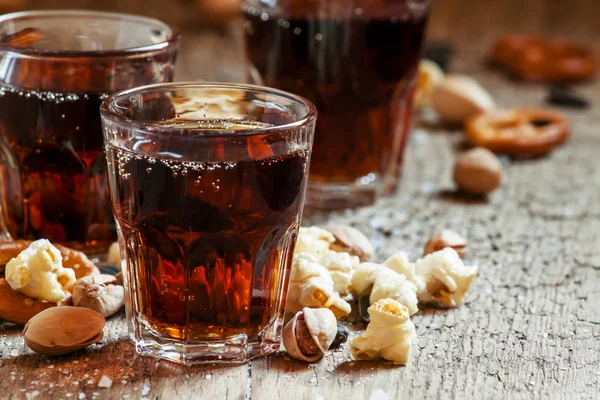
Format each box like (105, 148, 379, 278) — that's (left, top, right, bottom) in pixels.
(101, 82, 317, 364)
(243, 0, 431, 209)
(0, 10, 180, 257)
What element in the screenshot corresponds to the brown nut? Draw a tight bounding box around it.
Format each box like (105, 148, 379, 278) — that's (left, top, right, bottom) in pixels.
(325, 225, 374, 262)
(72, 275, 124, 318)
(23, 306, 105, 356)
(453, 147, 503, 195)
(424, 230, 468, 258)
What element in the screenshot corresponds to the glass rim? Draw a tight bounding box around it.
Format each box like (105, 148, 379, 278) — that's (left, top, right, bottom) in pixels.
(100, 81, 319, 138)
(0, 10, 180, 58)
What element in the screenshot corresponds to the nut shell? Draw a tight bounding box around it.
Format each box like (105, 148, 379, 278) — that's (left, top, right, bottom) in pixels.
(325, 225, 374, 262)
(23, 306, 105, 356)
(431, 75, 495, 124)
(72, 274, 124, 317)
(282, 308, 337, 362)
(424, 230, 468, 258)
(453, 147, 503, 195)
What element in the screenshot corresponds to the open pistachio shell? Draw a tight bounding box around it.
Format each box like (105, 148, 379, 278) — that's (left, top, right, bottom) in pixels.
(282, 307, 337, 362)
(325, 225, 374, 262)
(23, 306, 105, 356)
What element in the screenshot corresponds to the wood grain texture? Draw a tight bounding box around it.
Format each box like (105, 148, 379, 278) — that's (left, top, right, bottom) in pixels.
(2, 1, 600, 399)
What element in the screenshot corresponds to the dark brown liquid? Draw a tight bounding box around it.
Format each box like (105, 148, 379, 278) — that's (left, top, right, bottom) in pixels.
(0, 87, 116, 252)
(106, 124, 310, 340)
(244, 3, 429, 184)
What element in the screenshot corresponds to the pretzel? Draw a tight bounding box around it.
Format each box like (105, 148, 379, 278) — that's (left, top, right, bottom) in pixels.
(0, 240, 99, 279)
(466, 108, 570, 156)
(54, 244, 100, 279)
(0, 28, 44, 47)
(491, 35, 597, 83)
(0, 279, 54, 325)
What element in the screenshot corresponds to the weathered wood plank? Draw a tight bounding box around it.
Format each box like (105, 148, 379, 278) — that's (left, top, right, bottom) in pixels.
(2, 1, 600, 398)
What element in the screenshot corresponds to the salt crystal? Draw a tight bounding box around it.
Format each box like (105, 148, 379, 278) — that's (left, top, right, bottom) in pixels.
(78, 393, 86, 399)
(310, 376, 317, 384)
(325, 366, 334, 373)
(87, 380, 94, 385)
(141, 381, 151, 397)
(25, 390, 39, 399)
(98, 376, 112, 388)
(66, 394, 72, 398)
(205, 374, 212, 380)
(10, 349, 19, 357)
(121, 380, 127, 385)
(370, 389, 389, 400)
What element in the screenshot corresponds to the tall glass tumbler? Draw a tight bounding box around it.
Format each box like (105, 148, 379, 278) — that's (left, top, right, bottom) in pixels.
(243, 0, 431, 209)
(0, 11, 180, 256)
(101, 82, 317, 364)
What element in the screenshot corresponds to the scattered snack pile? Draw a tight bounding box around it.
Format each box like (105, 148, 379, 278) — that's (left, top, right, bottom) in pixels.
(283, 226, 478, 364)
(413, 33, 591, 195)
(0, 227, 478, 366)
(0, 239, 124, 356)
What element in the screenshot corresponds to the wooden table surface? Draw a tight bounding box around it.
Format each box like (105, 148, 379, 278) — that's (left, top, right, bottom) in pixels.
(2, 1, 600, 399)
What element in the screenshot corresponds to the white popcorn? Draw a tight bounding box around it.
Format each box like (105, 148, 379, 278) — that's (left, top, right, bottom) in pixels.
(315, 250, 359, 296)
(384, 251, 416, 281)
(286, 253, 351, 318)
(351, 298, 416, 364)
(5, 239, 76, 302)
(294, 227, 335, 256)
(352, 262, 419, 316)
(413, 248, 478, 307)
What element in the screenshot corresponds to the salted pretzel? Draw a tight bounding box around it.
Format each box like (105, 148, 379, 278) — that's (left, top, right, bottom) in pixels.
(491, 35, 597, 83)
(0, 240, 99, 278)
(0, 240, 98, 324)
(466, 108, 570, 156)
(0, 27, 44, 47)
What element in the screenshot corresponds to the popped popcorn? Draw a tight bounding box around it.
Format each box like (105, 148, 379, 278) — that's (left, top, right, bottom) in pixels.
(286, 253, 351, 318)
(5, 239, 75, 302)
(413, 248, 478, 307)
(352, 262, 419, 316)
(351, 298, 416, 364)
